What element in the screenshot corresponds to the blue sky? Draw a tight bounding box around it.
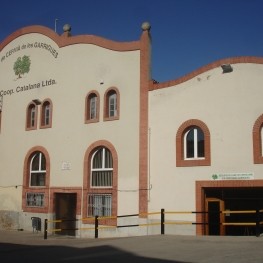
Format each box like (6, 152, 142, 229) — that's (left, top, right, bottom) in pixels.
(1, 0, 263, 82)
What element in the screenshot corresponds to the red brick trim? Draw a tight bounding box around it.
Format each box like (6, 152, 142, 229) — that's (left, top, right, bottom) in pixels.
(0, 25, 140, 52)
(85, 90, 100, 124)
(176, 119, 211, 167)
(253, 114, 263, 164)
(83, 140, 118, 223)
(22, 146, 50, 213)
(195, 180, 263, 235)
(139, 29, 151, 216)
(150, 56, 263, 91)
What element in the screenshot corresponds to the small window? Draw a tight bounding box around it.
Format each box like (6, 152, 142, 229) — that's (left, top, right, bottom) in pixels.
(40, 100, 52, 128)
(104, 88, 120, 121)
(30, 152, 46, 186)
(26, 103, 37, 130)
(26, 193, 45, 207)
(88, 194, 112, 216)
(91, 147, 113, 187)
(176, 119, 211, 167)
(85, 91, 99, 123)
(184, 127, 205, 159)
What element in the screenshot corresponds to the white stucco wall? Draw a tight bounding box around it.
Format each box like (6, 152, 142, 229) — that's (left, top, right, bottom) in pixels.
(148, 63, 263, 215)
(0, 32, 141, 225)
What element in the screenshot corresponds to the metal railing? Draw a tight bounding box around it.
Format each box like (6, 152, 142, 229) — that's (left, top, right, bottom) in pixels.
(44, 208, 263, 239)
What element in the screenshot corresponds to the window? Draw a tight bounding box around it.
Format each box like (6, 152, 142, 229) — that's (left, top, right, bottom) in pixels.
(91, 147, 113, 187)
(26, 103, 37, 130)
(22, 147, 50, 213)
(85, 91, 99, 123)
(40, 99, 52, 128)
(88, 194, 112, 216)
(26, 193, 45, 207)
(176, 119, 211, 167)
(184, 127, 204, 159)
(104, 88, 120, 121)
(30, 152, 46, 186)
(83, 141, 118, 221)
(253, 114, 263, 163)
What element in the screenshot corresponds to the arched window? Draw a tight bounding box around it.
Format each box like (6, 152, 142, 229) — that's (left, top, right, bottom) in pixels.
(91, 147, 113, 187)
(253, 114, 263, 163)
(29, 151, 46, 186)
(184, 127, 205, 159)
(176, 119, 211, 167)
(22, 147, 50, 212)
(26, 103, 37, 130)
(83, 141, 118, 220)
(85, 91, 99, 123)
(104, 88, 120, 121)
(40, 99, 52, 128)
(88, 147, 113, 217)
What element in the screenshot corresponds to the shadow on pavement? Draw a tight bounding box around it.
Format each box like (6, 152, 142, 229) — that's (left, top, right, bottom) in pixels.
(0, 242, 191, 263)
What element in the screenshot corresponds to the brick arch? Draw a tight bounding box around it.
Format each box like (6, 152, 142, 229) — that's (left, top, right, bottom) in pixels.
(253, 114, 263, 164)
(83, 140, 118, 221)
(176, 119, 211, 167)
(22, 146, 50, 213)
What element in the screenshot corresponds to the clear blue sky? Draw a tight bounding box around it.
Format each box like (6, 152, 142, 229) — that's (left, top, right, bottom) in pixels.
(1, 0, 263, 82)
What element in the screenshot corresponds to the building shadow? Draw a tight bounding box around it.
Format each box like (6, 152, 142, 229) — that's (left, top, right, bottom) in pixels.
(0, 242, 192, 263)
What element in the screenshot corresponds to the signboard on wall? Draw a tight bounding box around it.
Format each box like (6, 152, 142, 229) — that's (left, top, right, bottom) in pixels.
(212, 173, 254, 180)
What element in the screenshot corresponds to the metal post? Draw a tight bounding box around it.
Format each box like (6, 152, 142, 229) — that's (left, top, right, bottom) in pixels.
(161, 208, 165, 235)
(44, 219, 48, 240)
(256, 209, 260, 237)
(95, 216, 99, 238)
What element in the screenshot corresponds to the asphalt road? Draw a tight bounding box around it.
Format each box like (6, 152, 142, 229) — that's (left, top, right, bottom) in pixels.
(0, 230, 263, 263)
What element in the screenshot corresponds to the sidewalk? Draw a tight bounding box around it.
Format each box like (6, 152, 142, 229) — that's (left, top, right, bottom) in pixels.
(0, 230, 262, 263)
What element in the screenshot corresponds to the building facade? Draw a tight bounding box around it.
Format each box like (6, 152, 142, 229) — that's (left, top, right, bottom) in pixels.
(1, 23, 263, 237)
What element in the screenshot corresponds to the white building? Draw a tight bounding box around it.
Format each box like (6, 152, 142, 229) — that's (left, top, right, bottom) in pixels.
(1, 22, 263, 237)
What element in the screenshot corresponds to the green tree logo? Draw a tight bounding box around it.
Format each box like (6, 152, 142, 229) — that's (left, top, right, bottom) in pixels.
(13, 55, 31, 78)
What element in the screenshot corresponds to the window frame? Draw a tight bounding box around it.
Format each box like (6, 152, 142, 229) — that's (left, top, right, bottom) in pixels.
(40, 99, 52, 128)
(103, 87, 120, 121)
(176, 119, 211, 167)
(184, 126, 205, 160)
(26, 102, 38, 130)
(83, 141, 118, 224)
(90, 147, 113, 188)
(22, 147, 50, 213)
(85, 91, 100, 123)
(29, 152, 46, 187)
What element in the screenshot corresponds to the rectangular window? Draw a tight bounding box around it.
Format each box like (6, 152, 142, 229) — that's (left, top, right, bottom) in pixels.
(44, 105, 50, 125)
(109, 94, 117, 117)
(30, 172, 45, 186)
(88, 194, 112, 216)
(91, 171, 112, 187)
(90, 96, 97, 119)
(26, 193, 45, 207)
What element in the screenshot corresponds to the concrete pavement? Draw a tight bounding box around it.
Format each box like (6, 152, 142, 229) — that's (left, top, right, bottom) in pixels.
(0, 230, 262, 262)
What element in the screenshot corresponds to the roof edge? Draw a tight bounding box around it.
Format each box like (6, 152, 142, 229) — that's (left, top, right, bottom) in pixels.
(150, 56, 263, 91)
(0, 25, 140, 52)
